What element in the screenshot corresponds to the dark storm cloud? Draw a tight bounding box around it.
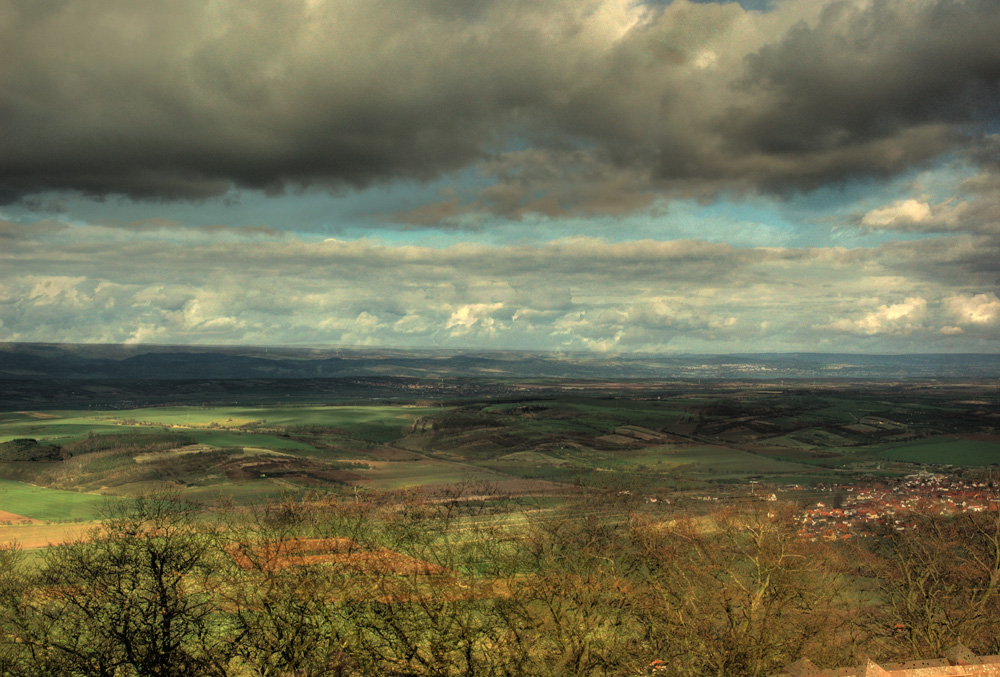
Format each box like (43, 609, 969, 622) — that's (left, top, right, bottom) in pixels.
(0, 219, 66, 240)
(2, 0, 999, 208)
(882, 236, 1000, 288)
(726, 0, 1000, 189)
(0, 0, 560, 200)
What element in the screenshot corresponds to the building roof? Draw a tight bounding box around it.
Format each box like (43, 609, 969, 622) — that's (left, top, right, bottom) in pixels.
(772, 647, 1000, 677)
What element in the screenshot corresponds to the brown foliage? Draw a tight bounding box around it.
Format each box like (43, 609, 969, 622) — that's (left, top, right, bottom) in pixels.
(857, 509, 1000, 660)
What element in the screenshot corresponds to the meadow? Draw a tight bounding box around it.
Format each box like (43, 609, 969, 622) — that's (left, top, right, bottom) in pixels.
(0, 381, 996, 519)
(877, 437, 1000, 466)
(0, 478, 107, 522)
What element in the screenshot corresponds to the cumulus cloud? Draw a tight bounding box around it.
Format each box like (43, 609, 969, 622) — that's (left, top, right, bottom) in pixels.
(25, 276, 91, 307)
(813, 288, 1000, 344)
(2, 0, 999, 217)
(823, 297, 929, 336)
(946, 292, 1000, 326)
(857, 172, 1000, 236)
(3, 217, 999, 351)
(861, 199, 932, 229)
(446, 302, 507, 337)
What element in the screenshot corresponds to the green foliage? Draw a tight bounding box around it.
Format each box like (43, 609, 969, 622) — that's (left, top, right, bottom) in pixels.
(341, 421, 406, 443)
(430, 412, 506, 431)
(0, 543, 28, 674)
(2, 495, 230, 677)
(63, 431, 196, 457)
(78, 453, 137, 474)
(6, 490, 1000, 675)
(0, 439, 61, 462)
(220, 496, 375, 676)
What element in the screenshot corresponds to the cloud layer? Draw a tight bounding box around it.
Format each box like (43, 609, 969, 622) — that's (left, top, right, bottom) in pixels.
(3, 0, 999, 213)
(4, 0, 1000, 354)
(2, 219, 998, 352)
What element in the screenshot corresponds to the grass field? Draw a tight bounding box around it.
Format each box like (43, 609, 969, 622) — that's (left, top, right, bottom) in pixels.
(0, 479, 112, 522)
(183, 429, 317, 451)
(364, 460, 509, 490)
(1, 384, 998, 503)
(560, 402, 684, 429)
(0, 406, 440, 449)
(647, 445, 817, 478)
(0, 417, 150, 444)
(878, 437, 1000, 466)
(103, 405, 436, 429)
(181, 481, 316, 504)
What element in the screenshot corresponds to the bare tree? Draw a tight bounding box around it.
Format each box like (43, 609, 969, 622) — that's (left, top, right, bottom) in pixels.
(630, 503, 851, 677)
(5, 495, 229, 677)
(0, 543, 31, 675)
(859, 508, 1000, 659)
(219, 495, 371, 676)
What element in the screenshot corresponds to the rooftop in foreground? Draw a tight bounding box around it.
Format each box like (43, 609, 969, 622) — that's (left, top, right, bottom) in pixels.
(773, 646, 1000, 676)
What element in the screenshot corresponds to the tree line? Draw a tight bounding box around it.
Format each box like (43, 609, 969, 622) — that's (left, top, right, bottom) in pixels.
(1, 490, 1000, 676)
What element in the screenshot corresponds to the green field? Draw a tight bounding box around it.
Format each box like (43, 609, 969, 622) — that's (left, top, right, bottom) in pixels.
(646, 445, 815, 477)
(183, 429, 317, 451)
(1, 382, 998, 502)
(179, 481, 313, 504)
(0, 479, 112, 521)
(365, 462, 508, 490)
(0, 407, 427, 451)
(879, 438, 1000, 466)
(0, 417, 149, 444)
(104, 404, 435, 429)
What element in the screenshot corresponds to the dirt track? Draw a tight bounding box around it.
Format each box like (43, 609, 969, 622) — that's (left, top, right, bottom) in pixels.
(0, 510, 38, 525)
(0, 522, 96, 549)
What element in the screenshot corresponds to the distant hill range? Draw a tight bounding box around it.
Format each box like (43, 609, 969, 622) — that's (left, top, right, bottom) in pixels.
(3, 343, 1000, 381)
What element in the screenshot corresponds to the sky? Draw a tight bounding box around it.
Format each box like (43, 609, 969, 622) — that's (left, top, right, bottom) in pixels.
(2, 0, 1000, 354)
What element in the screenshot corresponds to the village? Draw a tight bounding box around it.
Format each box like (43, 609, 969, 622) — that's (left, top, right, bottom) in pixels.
(790, 473, 1000, 540)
